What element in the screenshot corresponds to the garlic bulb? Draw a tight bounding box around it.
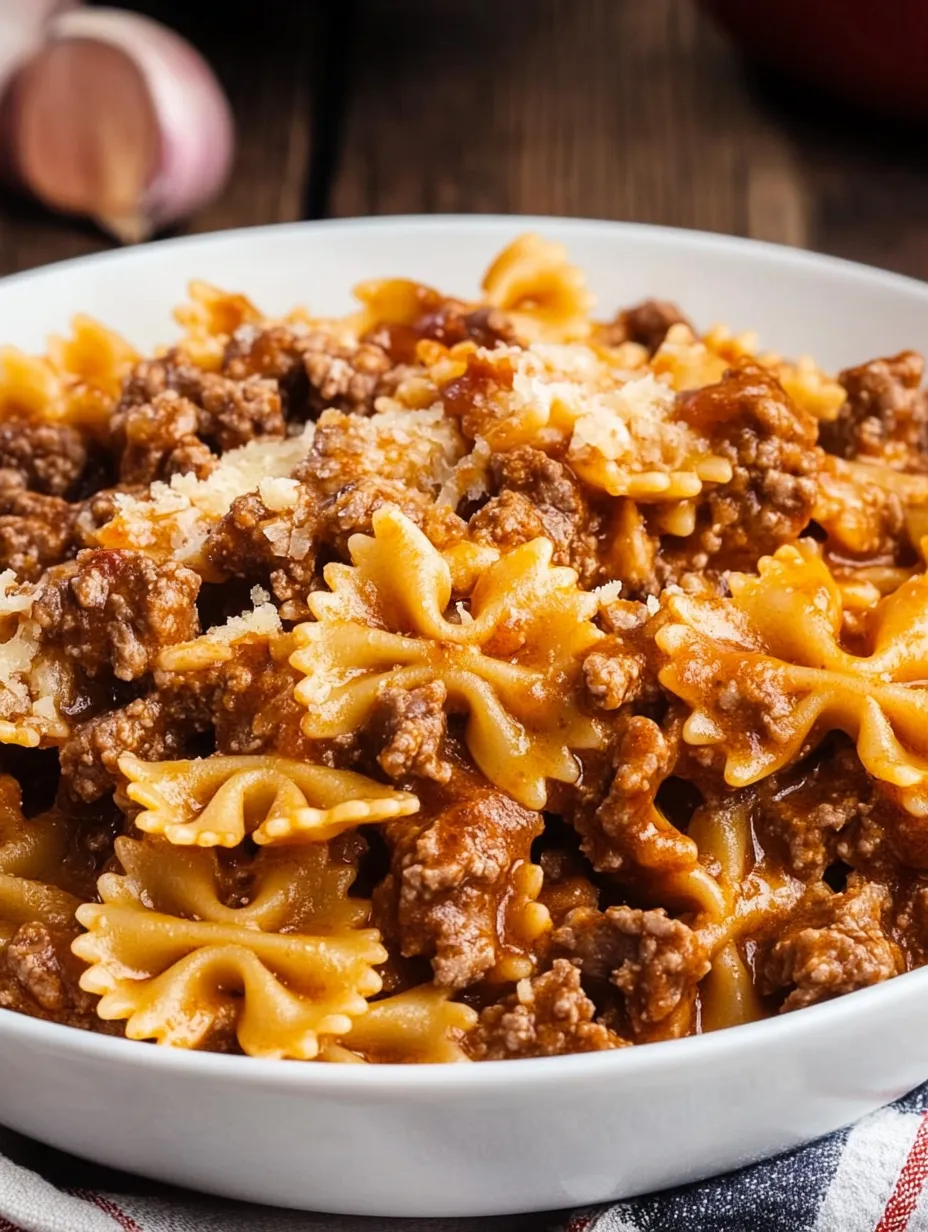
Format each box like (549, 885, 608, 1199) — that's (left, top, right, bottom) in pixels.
(5, 7, 234, 242)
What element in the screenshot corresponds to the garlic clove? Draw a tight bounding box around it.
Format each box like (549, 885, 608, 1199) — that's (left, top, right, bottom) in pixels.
(0, 0, 76, 101)
(7, 34, 160, 229)
(6, 6, 234, 243)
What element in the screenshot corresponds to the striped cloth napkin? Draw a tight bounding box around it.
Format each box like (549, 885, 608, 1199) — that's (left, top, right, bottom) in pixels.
(2, 1084, 928, 1232)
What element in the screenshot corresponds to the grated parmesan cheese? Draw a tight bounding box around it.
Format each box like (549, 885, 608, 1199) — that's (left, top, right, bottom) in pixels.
(258, 476, 300, 512)
(167, 425, 315, 519)
(568, 374, 686, 470)
(157, 589, 283, 673)
(100, 426, 316, 562)
(204, 601, 282, 645)
(593, 580, 623, 607)
(0, 571, 34, 617)
(315, 402, 464, 494)
(437, 437, 492, 508)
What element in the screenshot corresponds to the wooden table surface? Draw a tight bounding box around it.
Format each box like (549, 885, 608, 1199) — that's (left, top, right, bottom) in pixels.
(4, 0, 928, 283)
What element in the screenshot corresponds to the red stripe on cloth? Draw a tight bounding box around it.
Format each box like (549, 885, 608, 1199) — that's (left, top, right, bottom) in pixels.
(875, 1112, 928, 1232)
(564, 1218, 593, 1232)
(74, 1190, 145, 1232)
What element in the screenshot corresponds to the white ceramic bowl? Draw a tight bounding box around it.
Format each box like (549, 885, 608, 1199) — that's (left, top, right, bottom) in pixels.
(3, 216, 928, 1218)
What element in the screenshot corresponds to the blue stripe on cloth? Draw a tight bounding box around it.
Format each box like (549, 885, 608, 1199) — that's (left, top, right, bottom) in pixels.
(894, 1086, 928, 1117)
(586, 1084, 928, 1232)
(588, 1105, 911, 1232)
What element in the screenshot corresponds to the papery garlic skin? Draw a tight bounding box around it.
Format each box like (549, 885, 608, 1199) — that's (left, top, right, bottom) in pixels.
(0, 0, 75, 101)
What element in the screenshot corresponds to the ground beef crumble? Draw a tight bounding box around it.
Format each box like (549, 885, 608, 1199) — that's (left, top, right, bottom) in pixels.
(752, 747, 871, 882)
(821, 351, 926, 468)
(0, 922, 102, 1029)
(367, 680, 451, 784)
(114, 391, 216, 484)
(224, 322, 410, 418)
(0, 422, 90, 498)
(761, 877, 903, 1011)
(552, 904, 710, 1037)
(33, 549, 201, 682)
(205, 487, 319, 611)
(0, 479, 77, 581)
(113, 352, 284, 476)
(571, 714, 697, 884)
(467, 959, 625, 1059)
(668, 361, 821, 573)
(156, 641, 310, 760)
(596, 299, 693, 353)
(470, 446, 601, 585)
(59, 694, 204, 803)
(373, 771, 544, 987)
(303, 333, 396, 417)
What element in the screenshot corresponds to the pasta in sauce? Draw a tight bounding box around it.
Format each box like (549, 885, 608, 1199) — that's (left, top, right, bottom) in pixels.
(0, 234, 925, 1062)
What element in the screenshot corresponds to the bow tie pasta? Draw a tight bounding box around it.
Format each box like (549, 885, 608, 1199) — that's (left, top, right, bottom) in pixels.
(73, 838, 386, 1059)
(0, 232, 924, 1062)
(291, 504, 605, 810)
(658, 540, 928, 812)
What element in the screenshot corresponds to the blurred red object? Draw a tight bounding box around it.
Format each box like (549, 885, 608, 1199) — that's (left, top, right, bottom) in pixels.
(700, 0, 928, 120)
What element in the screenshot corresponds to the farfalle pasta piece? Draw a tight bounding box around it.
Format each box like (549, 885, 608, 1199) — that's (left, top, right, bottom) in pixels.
(0, 777, 81, 943)
(652, 324, 730, 392)
(0, 316, 137, 438)
(493, 860, 553, 982)
(47, 315, 139, 404)
(73, 837, 385, 1058)
(814, 454, 928, 560)
(350, 277, 445, 336)
(291, 505, 604, 809)
(174, 281, 347, 370)
(351, 233, 590, 348)
(121, 752, 419, 848)
(657, 540, 928, 810)
(323, 986, 478, 1064)
(775, 355, 846, 421)
(690, 798, 770, 1030)
(480, 233, 594, 343)
(566, 372, 733, 500)
(173, 282, 263, 370)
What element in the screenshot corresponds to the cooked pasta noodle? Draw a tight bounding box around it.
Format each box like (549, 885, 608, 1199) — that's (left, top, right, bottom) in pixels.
(325, 986, 478, 1064)
(121, 752, 419, 847)
(657, 541, 928, 808)
(0, 233, 922, 1061)
(291, 505, 604, 809)
(73, 838, 385, 1058)
(0, 778, 81, 942)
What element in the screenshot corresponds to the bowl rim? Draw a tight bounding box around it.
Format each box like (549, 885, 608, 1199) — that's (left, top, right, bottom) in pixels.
(3, 213, 928, 1090)
(4, 965, 928, 1089)
(4, 211, 928, 305)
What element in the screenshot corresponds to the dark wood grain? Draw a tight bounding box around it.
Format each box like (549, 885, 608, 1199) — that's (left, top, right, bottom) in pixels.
(1, 0, 928, 279)
(329, 0, 928, 277)
(329, 0, 811, 243)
